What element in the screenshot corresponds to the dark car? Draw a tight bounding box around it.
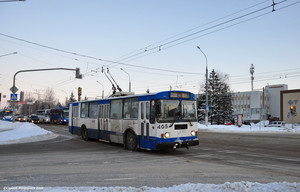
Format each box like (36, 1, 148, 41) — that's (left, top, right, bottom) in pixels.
(30, 115, 40, 124)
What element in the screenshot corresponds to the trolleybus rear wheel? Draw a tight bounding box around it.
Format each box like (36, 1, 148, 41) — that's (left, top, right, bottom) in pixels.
(126, 130, 137, 151)
(81, 126, 89, 141)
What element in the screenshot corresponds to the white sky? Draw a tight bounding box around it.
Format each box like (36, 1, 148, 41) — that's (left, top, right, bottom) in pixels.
(1, 0, 300, 107)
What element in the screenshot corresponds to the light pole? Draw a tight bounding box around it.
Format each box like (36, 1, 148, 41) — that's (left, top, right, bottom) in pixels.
(96, 81, 104, 99)
(197, 46, 208, 127)
(120, 68, 131, 92)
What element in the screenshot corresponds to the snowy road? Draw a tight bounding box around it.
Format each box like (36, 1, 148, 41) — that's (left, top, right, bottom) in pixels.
(0, 123, 299, 189)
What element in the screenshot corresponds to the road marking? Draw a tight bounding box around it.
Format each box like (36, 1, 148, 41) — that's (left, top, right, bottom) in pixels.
(105, 177, 136, 181)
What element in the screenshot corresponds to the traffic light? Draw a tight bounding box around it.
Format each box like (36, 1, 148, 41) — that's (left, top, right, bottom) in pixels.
(290, 105, 296, 116)
(78, 87, 82, 96)
(75, 68, 82, 79)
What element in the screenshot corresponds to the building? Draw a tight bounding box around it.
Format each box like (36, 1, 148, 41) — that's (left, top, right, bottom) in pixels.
(232, 91, 269, 123)
(280, 89, 300, 124)
(265, 84, 288, 118)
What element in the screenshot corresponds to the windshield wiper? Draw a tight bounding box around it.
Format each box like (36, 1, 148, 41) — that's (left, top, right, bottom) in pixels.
(169, 111, 181, 127)
(187, 119, 193, 126)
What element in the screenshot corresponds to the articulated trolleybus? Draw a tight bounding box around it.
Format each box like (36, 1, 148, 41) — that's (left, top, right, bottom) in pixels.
(69, 91, 199, 151)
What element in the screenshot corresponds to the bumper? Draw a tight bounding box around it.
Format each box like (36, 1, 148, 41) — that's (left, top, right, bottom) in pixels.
(156, 139, 199, 150)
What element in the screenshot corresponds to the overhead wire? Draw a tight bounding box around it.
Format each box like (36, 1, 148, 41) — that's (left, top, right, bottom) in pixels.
(0, 0, 295, 75)
(108, 0, 271, 65)
(1, 0, 299, 92)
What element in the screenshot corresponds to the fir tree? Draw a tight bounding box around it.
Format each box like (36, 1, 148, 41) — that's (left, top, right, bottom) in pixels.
(66, 92, 77, 106)
(198, 69, 233, 124)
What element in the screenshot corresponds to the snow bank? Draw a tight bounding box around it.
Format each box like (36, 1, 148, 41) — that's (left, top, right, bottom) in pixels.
(198, 122, 300, 133)
(0, 120, 56, 145)
(1, 182, 299, 192)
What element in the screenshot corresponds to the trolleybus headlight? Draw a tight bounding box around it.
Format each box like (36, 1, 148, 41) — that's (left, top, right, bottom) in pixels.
(191, 130, 197, 136)
(162, 132, 170, 138)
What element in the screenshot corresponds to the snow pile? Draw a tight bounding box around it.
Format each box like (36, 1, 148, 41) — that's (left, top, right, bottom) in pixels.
(0, 120, 56, 145)
(1, 182, 299, 192)
(198, 122, 300, 133)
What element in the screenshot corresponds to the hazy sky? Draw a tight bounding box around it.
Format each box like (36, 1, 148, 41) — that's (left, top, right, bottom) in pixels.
(0, 0, 299, 107)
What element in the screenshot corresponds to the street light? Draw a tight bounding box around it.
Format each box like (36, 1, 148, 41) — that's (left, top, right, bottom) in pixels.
(120, 68, 131, 92)
(96, 81, 104, 99)
(197, 46, 208, 127)
(0, 52, 17, 58)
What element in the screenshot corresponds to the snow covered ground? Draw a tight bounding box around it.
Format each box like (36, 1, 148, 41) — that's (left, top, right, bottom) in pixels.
(1, 120, 299, 191)
(1, 182, 299, 192)
(198, 121, 300, 133)
(0, 120, 57, 145)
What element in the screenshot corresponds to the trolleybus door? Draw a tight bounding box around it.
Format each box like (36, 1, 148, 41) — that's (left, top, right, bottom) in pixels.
(71, 105, 79, 135)
(99, 104, 109, 141)
(103, 104, 109, 141)
(140, 101, 150, 148)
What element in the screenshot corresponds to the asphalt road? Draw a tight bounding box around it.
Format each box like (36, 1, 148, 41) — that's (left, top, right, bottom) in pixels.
(0, 124, 300, 188)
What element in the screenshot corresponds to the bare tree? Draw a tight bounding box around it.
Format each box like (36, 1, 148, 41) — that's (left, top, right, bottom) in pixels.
(43, 88, 58, 109)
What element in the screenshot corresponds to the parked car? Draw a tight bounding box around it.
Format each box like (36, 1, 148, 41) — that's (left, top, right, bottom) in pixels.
(266, 121, 285, 127)
(30, 115, 40, 124)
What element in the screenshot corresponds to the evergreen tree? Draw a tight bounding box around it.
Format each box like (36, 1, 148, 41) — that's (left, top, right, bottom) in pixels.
(197, 94, 206, 123)
(198, 69, 233, 124)
(66, 91, 76, 106)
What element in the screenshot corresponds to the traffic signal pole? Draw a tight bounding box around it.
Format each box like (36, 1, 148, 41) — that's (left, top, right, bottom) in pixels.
(290, 105, 295, 129)
(11, 68, 82, 122)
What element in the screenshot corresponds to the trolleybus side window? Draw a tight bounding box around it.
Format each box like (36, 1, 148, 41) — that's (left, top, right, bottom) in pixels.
(141, 102, 144, 119)
(110, 99, 123, 119)
(89, 102, 98, 118)
(99, 105, 103, 118)
(80, 103, 89, 118)
(146, 102, 150, 120)
(123, 98, 138, 119)
(150, 100, 156, 124)
(72, 106, 79, 118)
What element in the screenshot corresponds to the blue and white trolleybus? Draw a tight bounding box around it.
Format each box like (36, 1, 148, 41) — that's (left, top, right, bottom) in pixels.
(69, 91, 199, 151)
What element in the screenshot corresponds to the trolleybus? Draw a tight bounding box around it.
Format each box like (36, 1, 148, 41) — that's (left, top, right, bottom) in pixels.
(50, 107, 69, 124)
(69, 91, 199, 151)
(0, 109, 13, 121)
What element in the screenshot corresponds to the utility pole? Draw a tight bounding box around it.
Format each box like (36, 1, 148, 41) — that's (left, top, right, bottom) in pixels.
(197, 46, 208, 127)
(250, 64, 255, 91)
(96, 81, 104, 99)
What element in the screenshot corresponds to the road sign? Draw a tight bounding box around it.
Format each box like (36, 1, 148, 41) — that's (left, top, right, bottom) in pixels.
(10, 93, 17, 101)
(10, 86, 18, 93)
(206, 106, 209, 112)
